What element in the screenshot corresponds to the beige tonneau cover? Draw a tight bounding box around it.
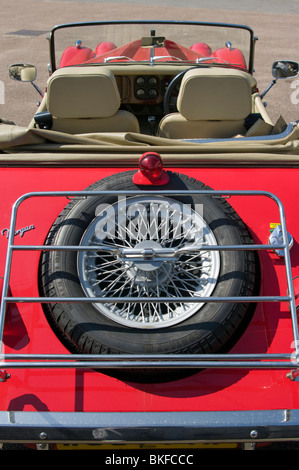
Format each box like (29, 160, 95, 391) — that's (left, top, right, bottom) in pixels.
(1, 122, 299, 165)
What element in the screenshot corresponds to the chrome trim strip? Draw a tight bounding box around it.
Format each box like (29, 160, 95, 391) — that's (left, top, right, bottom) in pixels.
(183, 122, 296, 143)
(0, 410, 298, 443)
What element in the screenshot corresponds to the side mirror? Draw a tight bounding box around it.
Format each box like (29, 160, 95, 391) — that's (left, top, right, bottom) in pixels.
(9, 64, 37, 82)
(272, 60, 299, 79)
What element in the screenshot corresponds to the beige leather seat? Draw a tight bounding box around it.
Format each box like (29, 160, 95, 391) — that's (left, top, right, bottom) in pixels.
(157, 67, 256, 139)
(42, 66, 139, 134)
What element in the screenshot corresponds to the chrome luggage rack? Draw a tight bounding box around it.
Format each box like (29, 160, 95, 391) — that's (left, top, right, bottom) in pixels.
(1, 188, 299, 380)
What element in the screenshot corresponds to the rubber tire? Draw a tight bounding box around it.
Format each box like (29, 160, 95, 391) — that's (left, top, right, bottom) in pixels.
(39, 171, 257, 381)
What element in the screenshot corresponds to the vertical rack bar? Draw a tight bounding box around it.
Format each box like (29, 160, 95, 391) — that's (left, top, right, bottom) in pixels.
(277, 197, 299, 360)
(0, 197, 20, 349)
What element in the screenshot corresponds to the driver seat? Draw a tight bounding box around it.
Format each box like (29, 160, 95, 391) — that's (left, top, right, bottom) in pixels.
(157, 67, 255, 139)
(36, 66, 140, 134)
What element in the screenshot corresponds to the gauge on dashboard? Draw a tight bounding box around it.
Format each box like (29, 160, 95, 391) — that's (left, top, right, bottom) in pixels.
(136, 77, 146, 86)
(134, 76, 160, 100)
(136, 88, 146, 97)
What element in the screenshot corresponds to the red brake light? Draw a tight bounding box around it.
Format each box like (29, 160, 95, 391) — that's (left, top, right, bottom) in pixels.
(132, 152, 169, 185)
(140, 153, 163, 179)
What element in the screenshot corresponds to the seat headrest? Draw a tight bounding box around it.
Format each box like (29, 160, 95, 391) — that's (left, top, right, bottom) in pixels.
(47, 66, 121, 119)
(177, 68, 255, 121)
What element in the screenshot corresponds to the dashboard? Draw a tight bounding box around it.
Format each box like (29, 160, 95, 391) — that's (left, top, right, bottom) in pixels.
(115, 74, 171, 105)
(110, 64, 189, 106)
(107, 65, 190, 132)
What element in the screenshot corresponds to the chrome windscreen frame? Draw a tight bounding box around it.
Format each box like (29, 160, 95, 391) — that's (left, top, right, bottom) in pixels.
(48, 20, 256, 73)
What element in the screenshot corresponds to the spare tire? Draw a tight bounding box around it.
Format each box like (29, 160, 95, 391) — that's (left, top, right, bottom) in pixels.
(39, 171, 257, 380)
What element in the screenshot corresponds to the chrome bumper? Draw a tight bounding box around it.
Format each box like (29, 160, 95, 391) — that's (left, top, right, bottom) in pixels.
(0, 410, 298, 444)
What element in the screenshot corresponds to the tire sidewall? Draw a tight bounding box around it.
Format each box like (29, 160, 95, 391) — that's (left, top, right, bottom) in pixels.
(42, 171, 255, 354)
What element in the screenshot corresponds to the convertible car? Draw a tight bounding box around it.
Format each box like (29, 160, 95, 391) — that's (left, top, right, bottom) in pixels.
(1, 20, 299, 450)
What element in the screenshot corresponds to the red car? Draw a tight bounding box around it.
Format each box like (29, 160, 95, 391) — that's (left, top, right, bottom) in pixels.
(1, 20, 299, 451)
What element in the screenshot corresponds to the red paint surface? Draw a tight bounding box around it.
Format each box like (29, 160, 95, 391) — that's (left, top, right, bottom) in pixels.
(0, 165, 298, 413)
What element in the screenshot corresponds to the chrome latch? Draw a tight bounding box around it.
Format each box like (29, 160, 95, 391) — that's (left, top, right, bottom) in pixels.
(268, 223, 293, 257)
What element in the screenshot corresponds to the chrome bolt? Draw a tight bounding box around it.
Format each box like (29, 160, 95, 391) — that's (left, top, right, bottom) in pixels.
(39, 432, 47, 440)
(250, 430, 258, 439)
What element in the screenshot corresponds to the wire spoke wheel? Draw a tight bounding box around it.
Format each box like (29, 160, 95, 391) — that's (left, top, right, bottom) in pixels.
(40, 171, 257, 381)
(78, 196, 220, 328)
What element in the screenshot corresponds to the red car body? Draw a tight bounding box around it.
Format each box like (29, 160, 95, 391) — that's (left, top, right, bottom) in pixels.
(1, 20, 299, 450)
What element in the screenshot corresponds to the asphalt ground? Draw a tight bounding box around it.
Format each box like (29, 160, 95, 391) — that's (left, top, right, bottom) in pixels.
(0, 0, 298, 127)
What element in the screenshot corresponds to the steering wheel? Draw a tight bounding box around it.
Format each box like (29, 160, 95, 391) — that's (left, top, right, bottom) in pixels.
(163, 67, 195, 115)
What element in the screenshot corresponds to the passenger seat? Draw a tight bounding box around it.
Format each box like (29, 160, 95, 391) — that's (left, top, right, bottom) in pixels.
(34, 66, 139, 134)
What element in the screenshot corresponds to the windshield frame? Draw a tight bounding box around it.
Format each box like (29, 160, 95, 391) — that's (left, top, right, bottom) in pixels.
(48, 20, 256, 73)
